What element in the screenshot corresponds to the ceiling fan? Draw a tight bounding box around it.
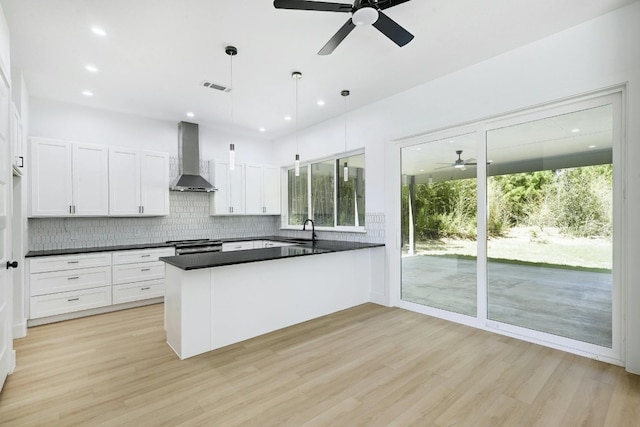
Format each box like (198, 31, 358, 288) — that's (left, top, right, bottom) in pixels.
(436, 150, 489, 170)
(273, 0, 414, 55)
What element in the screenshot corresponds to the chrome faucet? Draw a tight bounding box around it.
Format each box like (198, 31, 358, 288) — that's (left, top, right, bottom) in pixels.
(302, 218, 317, 243)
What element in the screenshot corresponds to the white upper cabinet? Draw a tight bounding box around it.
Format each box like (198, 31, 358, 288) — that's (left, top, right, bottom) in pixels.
(30, 138, 108, 217)
(10, 102, 24, 174)
(210, 159, 244, 215)
(109, 148, 169, 216)
(245, 163, 281, 215)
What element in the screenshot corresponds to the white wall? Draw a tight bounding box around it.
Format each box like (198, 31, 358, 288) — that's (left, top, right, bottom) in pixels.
(29, 97, 275, 164)
(273, 2, 640, 374)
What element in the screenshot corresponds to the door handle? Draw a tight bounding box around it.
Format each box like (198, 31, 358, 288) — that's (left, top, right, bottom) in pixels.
(6, 261, 18, 269)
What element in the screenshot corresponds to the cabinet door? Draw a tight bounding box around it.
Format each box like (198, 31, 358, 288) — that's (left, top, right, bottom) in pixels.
(73, 143, 109, 216)
(210, 160, 230, 215)
(228, 164, 245, 214)
(10, 103, 23, 172)
(262, 166, 281, 215)
(30, 138, 73, 216)
(244, 164, 263, 215)
(140, 151, 169, 216)
(109, 148, 141, 216)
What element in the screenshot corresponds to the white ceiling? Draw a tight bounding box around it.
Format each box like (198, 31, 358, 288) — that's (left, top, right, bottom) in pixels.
(1, 0, 635, 140)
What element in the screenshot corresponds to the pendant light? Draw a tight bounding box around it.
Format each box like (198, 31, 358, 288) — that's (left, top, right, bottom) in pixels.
(342, 89, 350, 182)
(226, 46, 237, 171)
(292, 71, 302, 176)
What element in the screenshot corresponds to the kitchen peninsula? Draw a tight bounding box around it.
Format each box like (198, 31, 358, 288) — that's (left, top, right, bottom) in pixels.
(160, 239, 385, 359)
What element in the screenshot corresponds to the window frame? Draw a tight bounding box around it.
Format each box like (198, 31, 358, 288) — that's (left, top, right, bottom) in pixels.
(282, 149, 366, 233)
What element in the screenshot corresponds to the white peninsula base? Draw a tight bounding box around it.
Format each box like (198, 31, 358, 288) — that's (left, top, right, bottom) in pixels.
(165, 247, 384, 359)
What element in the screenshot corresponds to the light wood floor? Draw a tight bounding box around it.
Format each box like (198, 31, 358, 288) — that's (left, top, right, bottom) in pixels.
(0, 303, 638, 426)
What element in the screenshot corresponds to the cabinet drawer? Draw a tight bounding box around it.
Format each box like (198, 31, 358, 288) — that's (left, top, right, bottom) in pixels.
(112, 247, 175, 265)
(112, 261, 165, 285)
(30, 266, 112, 297)
(263, 241, 294, 248)
(222, 241, 255, 252)
(30, 286, 112, 319)
(29, 253, 111, 273)
(113, 279, 164, 304)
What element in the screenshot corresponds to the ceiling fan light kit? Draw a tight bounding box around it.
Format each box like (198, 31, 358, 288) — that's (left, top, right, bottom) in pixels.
(273, 0, 414, 55)
(353, 7, 379, 26)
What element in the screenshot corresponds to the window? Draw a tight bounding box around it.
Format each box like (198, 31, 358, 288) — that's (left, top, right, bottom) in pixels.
(287, 152, 365, 229)
(288, 166, 308, 226)
(337, 153, 365, 227)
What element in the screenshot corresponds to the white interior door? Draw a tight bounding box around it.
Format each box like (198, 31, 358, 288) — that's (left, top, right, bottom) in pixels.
(0, 71, 14, 392)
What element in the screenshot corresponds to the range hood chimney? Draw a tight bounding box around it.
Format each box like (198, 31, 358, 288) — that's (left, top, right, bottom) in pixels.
(170, 121, 216, 192)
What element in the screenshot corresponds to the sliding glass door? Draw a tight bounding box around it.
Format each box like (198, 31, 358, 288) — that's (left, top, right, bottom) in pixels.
(486, 104, 614, 348)
(399, 92, 622, 361)
(401, 132, 478, 317)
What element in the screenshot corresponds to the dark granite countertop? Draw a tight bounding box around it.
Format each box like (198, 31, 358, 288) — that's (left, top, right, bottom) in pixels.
(25, 236, 382, 258)
(25, 242, 176, 258)
(160, 240, 385, 270)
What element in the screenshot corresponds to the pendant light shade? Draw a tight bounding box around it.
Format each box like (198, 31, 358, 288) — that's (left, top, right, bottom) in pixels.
(226, 46, 238, 170)
(229, 143, 235, 171)
(293, 71, 302, 177)
(342, 89, 350, 182)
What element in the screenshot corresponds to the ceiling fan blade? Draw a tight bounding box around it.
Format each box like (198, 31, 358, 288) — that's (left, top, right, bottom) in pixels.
(372, 11, 414, 47)
(318, 19, 356, 55)
(273, 0, 352, 12)
(376, 0, 412, 11)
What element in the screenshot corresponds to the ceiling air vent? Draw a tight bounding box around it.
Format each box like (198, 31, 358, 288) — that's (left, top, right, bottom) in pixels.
(201, 81, 231, 92)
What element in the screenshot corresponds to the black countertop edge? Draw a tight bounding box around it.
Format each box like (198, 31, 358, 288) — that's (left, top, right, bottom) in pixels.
(25, 242, 176, 258)
(25, 236, 383, 258)
(160, 241, 385, 271)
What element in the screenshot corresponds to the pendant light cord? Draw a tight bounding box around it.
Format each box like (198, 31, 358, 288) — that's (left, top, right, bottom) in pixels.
(344, 93, 347, 152)
(295, 77, 299, 154)
(230, 53, 234, 128)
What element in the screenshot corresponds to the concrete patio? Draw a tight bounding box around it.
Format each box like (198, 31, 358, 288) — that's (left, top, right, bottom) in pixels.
(401, 255, 612, 347)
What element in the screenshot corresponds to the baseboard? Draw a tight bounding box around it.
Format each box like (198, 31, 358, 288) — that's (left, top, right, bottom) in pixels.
(369, 291, 390, 306)
(9, 349, 16, 375)
(27, 298, 164, 327)
(12, 319, 27, 339)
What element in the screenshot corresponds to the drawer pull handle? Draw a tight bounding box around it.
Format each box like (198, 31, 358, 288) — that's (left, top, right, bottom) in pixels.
(67, 298, 80, 302)
(140, 287, 151, 291)
(67, 261, 80, 264)
(141, 255, 151, 258)
(67, 276, 80, 280)
(141, 268, 151, 272)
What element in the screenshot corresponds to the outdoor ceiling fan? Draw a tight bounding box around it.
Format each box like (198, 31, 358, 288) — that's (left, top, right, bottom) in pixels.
(273, 0, 414, 55)
(436, 150, 490, 170)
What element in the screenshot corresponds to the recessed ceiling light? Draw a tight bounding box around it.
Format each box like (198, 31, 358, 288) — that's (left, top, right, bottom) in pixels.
(186, 112, 195, 118)
(317, 100, 325, 106)
(85, 64, 98, 73)
(259, 127, 266, 132)
(571, 128, 580, 133)
(82, 90, 93, 97)
(416, 147, 421, 151)
(284, 115, 292, 121)
(91, 27, 107, 37)
(588, 145, 597, 149)
(420, 169, 425, 172)
(449, 140, 454, 143)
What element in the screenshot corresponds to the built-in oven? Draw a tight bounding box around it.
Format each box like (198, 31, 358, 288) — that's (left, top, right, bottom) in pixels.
(167, 239, 223, 255)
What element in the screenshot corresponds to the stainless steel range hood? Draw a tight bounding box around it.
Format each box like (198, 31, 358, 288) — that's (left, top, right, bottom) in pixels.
(170, 121, 216, 192)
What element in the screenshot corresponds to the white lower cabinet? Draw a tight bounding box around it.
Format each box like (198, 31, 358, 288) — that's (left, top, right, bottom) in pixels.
(113, 279, 165, 304)
(30, 287, 112, 319)
(222, 241, 255, 252)
(111, 247, 174, 305)
(27, 247, 175, 323)
(28, 253, 113, 319)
